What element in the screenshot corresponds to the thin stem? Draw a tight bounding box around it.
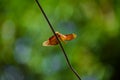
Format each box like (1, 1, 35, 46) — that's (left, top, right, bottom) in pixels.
(35, 0, 81, 80)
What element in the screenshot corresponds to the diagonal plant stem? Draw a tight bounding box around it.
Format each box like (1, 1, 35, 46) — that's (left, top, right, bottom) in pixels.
(35, 0, 81, 80)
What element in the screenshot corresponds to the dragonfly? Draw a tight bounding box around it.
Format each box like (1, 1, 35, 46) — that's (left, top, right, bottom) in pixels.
(43, 32, 77, 46)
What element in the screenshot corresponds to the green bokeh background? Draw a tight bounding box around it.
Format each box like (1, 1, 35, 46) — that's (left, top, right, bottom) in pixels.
(0, 0, 120, 80)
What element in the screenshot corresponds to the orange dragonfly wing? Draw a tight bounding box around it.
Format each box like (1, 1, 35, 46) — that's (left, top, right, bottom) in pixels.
(56, 32, 76, 41)
(64, 33, 77, 41)
(42, 32, 77, 46)
(42, 35, 59, 46)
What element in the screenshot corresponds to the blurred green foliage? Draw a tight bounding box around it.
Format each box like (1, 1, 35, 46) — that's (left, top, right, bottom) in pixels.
(0, 0, 120, 80)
